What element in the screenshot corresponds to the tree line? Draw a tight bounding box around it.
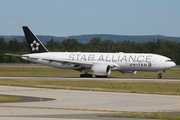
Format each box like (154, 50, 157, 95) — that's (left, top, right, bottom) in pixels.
(0, 37, 180, 64)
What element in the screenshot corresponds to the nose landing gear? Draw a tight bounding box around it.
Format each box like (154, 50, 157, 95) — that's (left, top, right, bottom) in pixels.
(157, 70, 165, 79)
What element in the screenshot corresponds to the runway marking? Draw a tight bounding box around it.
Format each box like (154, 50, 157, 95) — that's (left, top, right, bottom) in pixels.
(54, 98, 61, 101)
(156, 97, 180, 107)
(1, 97, 180, 113)
(0, 105, 122, 113)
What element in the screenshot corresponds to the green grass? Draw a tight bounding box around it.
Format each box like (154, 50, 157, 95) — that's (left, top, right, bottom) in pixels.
(0, 66, 180, 78)
(0, 66, 180, 95)
(0, 96, 21, 102)
(0, 66, 80, 77)
(98, 112, 180, 120)
(0, 80, 180, 95)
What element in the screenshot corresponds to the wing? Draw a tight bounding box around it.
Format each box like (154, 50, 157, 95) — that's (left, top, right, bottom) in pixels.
(22, 55, 118, 68)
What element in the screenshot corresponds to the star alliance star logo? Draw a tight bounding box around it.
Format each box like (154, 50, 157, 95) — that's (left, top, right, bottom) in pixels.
(30, 40, 40, 51)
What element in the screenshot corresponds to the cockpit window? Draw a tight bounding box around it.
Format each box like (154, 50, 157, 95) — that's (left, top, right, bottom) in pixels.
(166, 60, 173, 62)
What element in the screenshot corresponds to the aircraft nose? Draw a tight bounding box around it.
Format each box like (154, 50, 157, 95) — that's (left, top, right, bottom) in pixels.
(172, 61, 176, 67)
(168, 61, 176, 68)
(164, 60, 176, 69)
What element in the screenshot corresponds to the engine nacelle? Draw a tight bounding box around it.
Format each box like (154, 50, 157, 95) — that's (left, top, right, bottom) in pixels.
(120, 71, 137, 75)
(92, 64, 111, 76)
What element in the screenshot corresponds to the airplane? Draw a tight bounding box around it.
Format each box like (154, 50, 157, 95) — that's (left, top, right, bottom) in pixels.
(6, 26, 176, 79)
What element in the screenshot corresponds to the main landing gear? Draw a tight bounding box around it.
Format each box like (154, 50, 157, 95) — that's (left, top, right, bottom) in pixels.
(80, 69, 93, 78)
(80, 74, 93, 77)
(77, 67, 109, 78)
(80, 74, 108, 78)
(95, 75, 108, 78)
(157, 70, 165, 79)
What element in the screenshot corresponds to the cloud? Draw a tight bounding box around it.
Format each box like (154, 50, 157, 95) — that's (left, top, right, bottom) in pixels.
(142, 12, 149, 16)
(9, 20, 19, 25)
(159, 13, 168, 17)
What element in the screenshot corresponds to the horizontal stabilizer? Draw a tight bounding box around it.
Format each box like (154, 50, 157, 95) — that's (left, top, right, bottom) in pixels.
(5, 53, 22, 57)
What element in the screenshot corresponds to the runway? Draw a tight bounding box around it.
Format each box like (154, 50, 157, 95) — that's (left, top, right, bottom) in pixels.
(0, 77, 180, 119)
(0, 84, 180, 120)
(0, 76, 180, 82)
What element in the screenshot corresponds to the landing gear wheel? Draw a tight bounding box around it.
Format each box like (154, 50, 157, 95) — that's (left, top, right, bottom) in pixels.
(157, 75, 162, 79)
(80, 74, 93, 78)
(157, 73, 162, 79)
(95, 75, 108, 78)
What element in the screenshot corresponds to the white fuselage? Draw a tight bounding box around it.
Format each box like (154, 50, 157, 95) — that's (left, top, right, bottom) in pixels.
(8, 26, 176, 78)
(22, 52, 176, 72)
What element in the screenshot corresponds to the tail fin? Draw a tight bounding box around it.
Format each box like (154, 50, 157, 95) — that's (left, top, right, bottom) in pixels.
(22, 26, 48, 53)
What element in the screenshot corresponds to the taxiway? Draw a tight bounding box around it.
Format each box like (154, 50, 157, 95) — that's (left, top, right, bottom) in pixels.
(0, 76, 180, 82)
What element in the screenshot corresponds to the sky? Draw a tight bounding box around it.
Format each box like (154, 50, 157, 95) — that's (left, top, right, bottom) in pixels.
(0, 0, 180, 37)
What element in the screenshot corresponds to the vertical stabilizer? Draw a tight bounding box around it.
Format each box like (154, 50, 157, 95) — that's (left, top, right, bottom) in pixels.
(22, 26, 48, 53)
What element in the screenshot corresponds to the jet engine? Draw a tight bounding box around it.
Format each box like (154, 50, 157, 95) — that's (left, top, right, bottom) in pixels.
(92, 64, 111, 77)
(120, 71, 137, 75)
